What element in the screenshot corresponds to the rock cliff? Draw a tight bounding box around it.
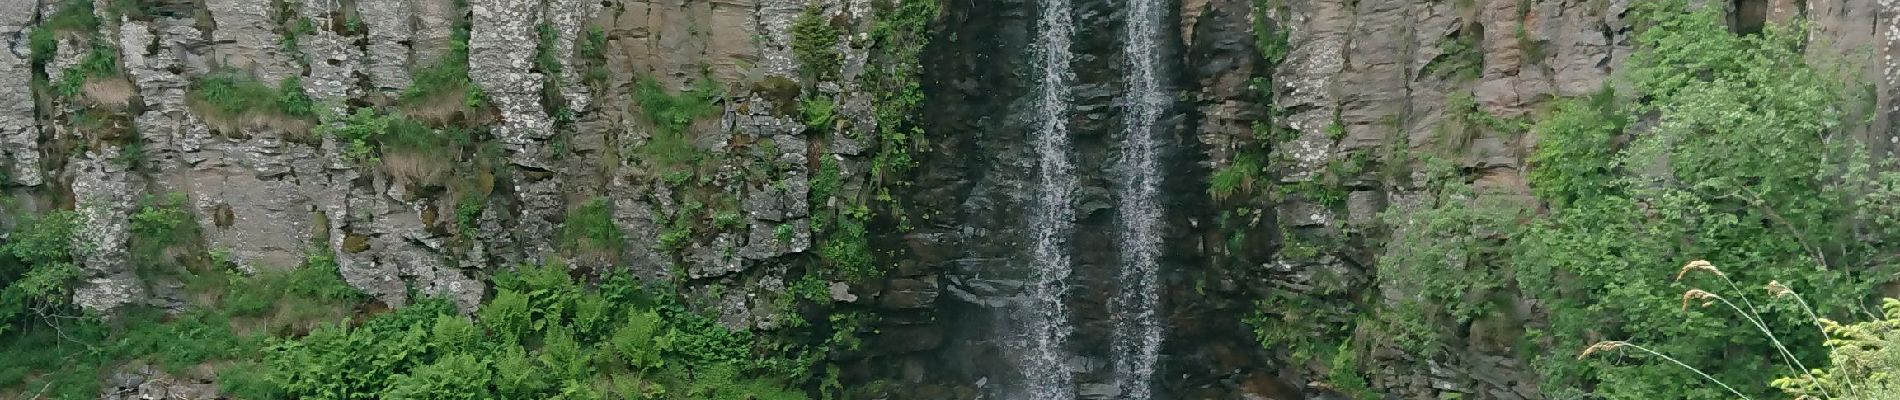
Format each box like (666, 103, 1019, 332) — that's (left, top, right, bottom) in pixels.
(4, 0, 1899, 398)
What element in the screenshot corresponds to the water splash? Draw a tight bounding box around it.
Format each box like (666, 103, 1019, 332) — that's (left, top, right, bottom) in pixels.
(1111, 0, 1167, 395)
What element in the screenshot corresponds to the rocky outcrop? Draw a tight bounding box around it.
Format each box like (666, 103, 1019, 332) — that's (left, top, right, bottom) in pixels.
(471, 0, 561, 259)
(19, 0, 1900, 397)
(0, 0, 38, 188)
(100, 363, 221, 400)
(70, 148, 142, 312)
(205, 0, 299, 83)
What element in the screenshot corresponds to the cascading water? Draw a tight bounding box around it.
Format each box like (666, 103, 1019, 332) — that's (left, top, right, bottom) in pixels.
(1111, 0, 1167, 396)
(1020, 0, 1078, 395)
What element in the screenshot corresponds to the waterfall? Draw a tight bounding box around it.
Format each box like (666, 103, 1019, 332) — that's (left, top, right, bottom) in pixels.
(1022, 0, 1079, 395)
(1111, 0, 1167, 395)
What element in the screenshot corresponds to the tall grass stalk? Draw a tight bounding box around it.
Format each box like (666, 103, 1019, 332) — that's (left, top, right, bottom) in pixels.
(1769, 281, 1865, 399)
(1580, 341, 1753, 400)
(1681, 261, 1831, 399)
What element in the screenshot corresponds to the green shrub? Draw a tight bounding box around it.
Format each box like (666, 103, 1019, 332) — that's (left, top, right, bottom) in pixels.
(800, 95, 835, 132)
(1497, 2, 1874, 398)
(791, 7, 842, 82)
(56, 45, 121, 100)
(127, 194, 195, 270)
(1208, 152, 1263, 200)
(561, 198, 625, 255)
(631, 77, 721, 170)
(576, 26, 610, 90)
(218, 361, 285, 399)
(403, 1, 482, 110)
(383, 353, 492, 399)
(0, 210, 81, 335)
(816, 217, 874, 281)
(251, 264, 811, 400)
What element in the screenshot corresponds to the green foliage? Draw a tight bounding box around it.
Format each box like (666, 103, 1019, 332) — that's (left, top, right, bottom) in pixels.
(864, 0, 936, 187)
(127, 193, 197, 275)
(189, 72, 316, 121)
(535, 24, 564, 75)
(1423, 29, 1483, 80)
(635, 77, 721, 138)
(318, 107, 467, 165)
(817, 216, 874, 280)
(1325, 339, 1376, 400)
(576, 26, 611, 90)
(805, 157, 877, 281)
(320, 108, 396, 163)
(56, 45, 122, 99)
(258, 265, 811, 400)
(383, 353, 492, 399)
(1515, 24, 1544, 65)
(1501, 3, 1881, 398)
(403, 0, 483, 110)
(800, 94, 836, 132)
(1209, 152, 1263, 200)
(456, 194, 486, 237)
(28, 0, 98, 66)
(0, 243, 361, 398)
(42, 0, 100, 32)
(791, 6, 843, 82)
(1525, 88, 1625, 207)
(631, 77, 721, 170)
(0, 210, 81, 335)
(561, 197, 626, 256)
(1372, 175, 1528, 356)
(1774, 299, 1900, 398)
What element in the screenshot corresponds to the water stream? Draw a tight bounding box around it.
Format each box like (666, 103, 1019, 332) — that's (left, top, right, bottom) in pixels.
(1110, 0, 1167, 396)
(1021, 0, 1079, 396)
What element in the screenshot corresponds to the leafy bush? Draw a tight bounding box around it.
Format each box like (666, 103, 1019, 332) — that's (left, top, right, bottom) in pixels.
(1500, 2, 1879, 398)
(791, 6, 842, 82)
(0, 210, 81, 335)
(127, 194, 196, 272)
(403, 1, 483, 111)
(1774, 299, 1900, 398)
(257, 265, 810, 399)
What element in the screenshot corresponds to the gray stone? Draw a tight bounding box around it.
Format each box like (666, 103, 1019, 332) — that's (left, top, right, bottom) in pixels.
(71, 148, 144, 313)
(829, 281, 858, 302)
(357, 0, 414, 94)
(0, 0, 39, 186)
(878, 275, 940, 309)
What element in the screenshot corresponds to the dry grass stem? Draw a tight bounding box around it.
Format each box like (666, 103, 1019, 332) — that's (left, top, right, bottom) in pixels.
(1683, 289, 1719, 311)
(1677, 260, 1724, 281)
(1579, 340, 1753, 400)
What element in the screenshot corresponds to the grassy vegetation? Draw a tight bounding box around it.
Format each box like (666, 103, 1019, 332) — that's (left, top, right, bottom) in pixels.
(317, 107, 477, 187)
(576, 26, 611, 91)
(0, 195, 362, 399)
(28, 0, 100, 67)
(188, 72, 316, 126)
(630, 77, 722, 174)
(401, 0, 484, 117)
(561, 197, 626, 258)
(56, 46, 123, 101)
(256, 264, 810, 399)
